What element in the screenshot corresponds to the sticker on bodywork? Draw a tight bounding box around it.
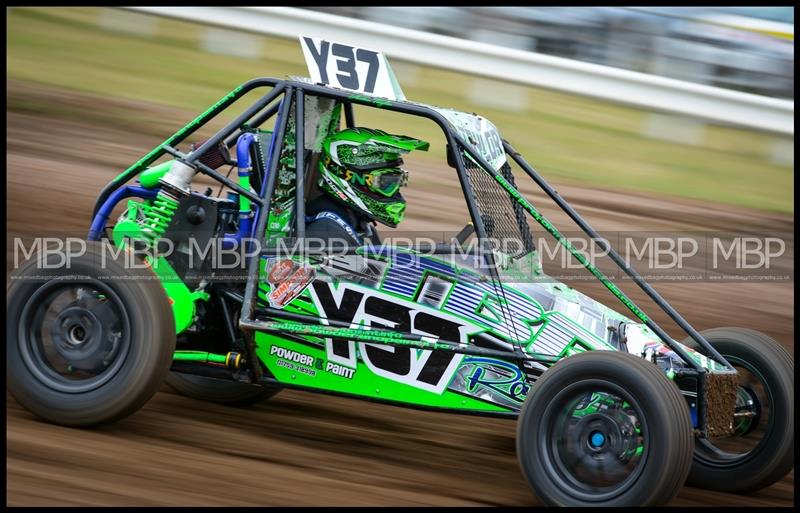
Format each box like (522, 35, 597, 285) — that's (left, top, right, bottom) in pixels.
(264, 258, 316, 309)
(449, 356, 532, 409)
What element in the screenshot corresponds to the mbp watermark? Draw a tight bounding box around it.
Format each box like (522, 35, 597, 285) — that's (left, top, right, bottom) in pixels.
(625, 236, 700, 270)
(8, 230, 793, 284)
(14, 237, 88, 270)
(712, 237, 786, 270)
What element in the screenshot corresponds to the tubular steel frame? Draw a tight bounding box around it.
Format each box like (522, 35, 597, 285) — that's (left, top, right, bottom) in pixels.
(92, 77, 736, 429)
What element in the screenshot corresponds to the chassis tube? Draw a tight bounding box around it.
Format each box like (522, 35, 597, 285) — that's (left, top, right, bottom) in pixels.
(173, 351, 228, 365)
(481, 140, 730, 372)
(160, 145, 263, 205)
(240, 88, 294, 324)
(224, 101, 281, 149)
(503, 141, 734, 372)
(235, 133, 257, 240)
(217, 293, 239, 347)
(186, 86, 285, 166)
(295, 89, 306, 239)
(92, 78, 280, 219)
(460, 135, 707, 371)
(87, 185, 159, 240)
(239, 316, 530, 362)
(458, 135, 703, 368)
(344, 102, 356, 128)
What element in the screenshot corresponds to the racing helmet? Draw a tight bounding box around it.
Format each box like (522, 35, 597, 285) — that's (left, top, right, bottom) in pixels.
(318, 127, 429, 227)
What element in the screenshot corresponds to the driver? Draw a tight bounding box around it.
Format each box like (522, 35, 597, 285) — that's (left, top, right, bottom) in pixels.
(306, 127, 429, 247)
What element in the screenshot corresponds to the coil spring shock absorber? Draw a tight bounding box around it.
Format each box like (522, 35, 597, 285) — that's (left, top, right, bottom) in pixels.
(140, 159, 198, 246)
(140, 191, 179, 245)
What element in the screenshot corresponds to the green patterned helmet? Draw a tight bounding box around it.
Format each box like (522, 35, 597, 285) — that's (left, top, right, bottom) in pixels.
(319, 127, 429, 227)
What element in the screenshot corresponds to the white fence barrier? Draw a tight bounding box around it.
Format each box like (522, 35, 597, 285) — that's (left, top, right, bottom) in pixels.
(122, 6, 793, 135)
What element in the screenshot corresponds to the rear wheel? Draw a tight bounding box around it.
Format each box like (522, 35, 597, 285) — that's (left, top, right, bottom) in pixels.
(683, 328, 794, 493)
(516, 351, 693, 506)
(165, 372, 282, 405)
(7, 241, 176, 426)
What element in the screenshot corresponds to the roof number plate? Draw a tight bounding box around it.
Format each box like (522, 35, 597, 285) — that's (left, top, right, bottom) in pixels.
(300, 36, 405, 101)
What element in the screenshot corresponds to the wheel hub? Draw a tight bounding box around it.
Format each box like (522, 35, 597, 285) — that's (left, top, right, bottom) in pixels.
(68, 324, 88, 345)
(732, 385, 760, 436)
(51, 306, 113, 372)
(19, 282, 130, 392)
(575, 412, 637, 462)
(589, 430, 606, 449)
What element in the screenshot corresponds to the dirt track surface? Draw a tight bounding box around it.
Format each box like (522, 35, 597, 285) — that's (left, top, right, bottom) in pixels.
(5, 86, 794, 506)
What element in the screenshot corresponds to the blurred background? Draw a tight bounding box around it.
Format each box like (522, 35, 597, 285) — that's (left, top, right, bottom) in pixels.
(6, 6, 794, 507)
(6, 6, 794, 213)
(311, 7, 794, 99)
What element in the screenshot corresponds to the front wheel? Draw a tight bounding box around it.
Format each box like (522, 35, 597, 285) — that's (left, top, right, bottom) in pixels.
(7, 241, 176, 426)
(516, 351, 693, 506)
(683, 328, 794, 493)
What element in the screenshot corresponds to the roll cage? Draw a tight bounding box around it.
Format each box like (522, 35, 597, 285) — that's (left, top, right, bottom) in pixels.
(90, 77, 736, 434)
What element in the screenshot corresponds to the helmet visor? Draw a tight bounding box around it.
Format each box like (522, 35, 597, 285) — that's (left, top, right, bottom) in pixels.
(365, 168, 409, 197)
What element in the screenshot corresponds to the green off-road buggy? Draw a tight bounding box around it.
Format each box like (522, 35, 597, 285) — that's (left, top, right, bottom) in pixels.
(7, 37, 793, 506)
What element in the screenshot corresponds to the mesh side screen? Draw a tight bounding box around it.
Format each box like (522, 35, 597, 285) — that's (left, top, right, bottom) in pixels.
(463, 153, 536, 258)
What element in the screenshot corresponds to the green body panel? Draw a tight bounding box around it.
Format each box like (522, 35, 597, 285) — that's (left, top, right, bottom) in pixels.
(254, 332, 510, 413)
(248, 247, 617, 412)
(152, 256, 203, 333)
(243, 235, 728, 412)
(250, 255, 521, 412)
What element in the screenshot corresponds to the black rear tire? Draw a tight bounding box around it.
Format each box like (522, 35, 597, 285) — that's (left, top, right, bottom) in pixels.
(7, 241, 176, 426)
(682, 328, 794, 493)
(165, 371, 282, 405)
(516, 351, 693, 506)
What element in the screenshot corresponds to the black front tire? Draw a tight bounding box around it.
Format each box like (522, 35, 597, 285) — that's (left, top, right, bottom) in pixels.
(517, 351, 693, 506)
(7, 241, 176, 426)
(683, 328, 794, 493)
(165, 371, 282, 405)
